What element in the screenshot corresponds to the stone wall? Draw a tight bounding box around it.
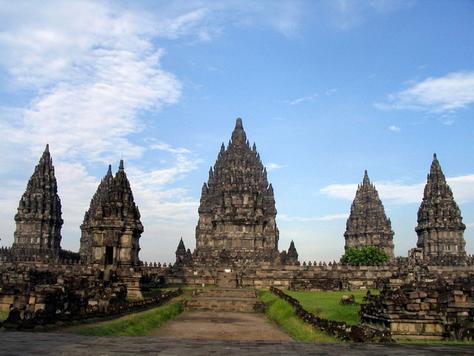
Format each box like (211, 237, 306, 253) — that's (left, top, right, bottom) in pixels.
(361, 276, 474, 340)
(0, 289, 181, 330)
(149, 262, 474, 291)
(270, 287, 392, 342)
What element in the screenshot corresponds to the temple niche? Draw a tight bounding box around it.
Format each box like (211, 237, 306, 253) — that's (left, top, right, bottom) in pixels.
(12, 144, 63, 256)
(344, 170, 395, 258)
(194, 118, 284, 266)
(80, 160, 143, 267)
(415, 154, 466, 264)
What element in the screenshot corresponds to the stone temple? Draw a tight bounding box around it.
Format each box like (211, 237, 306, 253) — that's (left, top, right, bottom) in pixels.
(193, 118, 287, 266)
(344, 170, 394, 258)
(415, 154, 466, 264)
(12, 144, 63, 256)
(79, 160, 143, 267)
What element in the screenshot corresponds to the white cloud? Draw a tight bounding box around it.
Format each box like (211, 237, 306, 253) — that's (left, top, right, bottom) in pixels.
(376, 71, 474, 113)
(0, 1, 206, 253)
(279, 213, 348, 222)
(266, 162, 286, 171)
(286, 93, 318, 105)
(149, 141, 191, 155)
(328, 0, 414, 30)
(321, 174, 474, 205)
(0, 1, 183, 163)
(389, 125, 401, 132)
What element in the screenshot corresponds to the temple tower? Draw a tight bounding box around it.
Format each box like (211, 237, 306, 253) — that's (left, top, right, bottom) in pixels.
(80, 160, 143, 267)
(285, 240, 299, 265)
(12, 144, 63, 254)
(344, 170, 394, 258)
(175, 238, 193, 266)
(415, 154, 466, 263)
(194, 118, 280, 266)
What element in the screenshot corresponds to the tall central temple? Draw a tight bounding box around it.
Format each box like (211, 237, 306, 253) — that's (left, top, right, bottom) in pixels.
(194, 118, 283, 266)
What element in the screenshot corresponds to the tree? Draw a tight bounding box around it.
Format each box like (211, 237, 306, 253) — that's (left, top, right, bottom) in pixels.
(340, 246, 389, 266)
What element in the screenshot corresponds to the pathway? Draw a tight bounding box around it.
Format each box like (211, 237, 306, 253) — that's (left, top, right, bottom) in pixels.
(0, 332, 473, 355)
(151, 310, 293, 341)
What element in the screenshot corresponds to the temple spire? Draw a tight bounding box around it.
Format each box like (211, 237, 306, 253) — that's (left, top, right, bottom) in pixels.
(344, 170, 394, 258)
(416, 154, 466, 264)
(80, 162, 143, 266)
(13, 145, 63, 254)
(231, 117, 247, 145)
(195, 117, 280, 266)
(363, 170, 370, 185)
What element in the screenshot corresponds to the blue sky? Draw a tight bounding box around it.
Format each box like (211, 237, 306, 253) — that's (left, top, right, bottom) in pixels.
(0, 0, 473, 263)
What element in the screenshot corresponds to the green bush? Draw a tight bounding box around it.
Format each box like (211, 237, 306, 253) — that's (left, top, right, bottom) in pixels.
(340, 246, 389, 266)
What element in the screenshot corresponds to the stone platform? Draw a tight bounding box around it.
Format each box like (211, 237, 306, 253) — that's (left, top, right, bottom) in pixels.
(185, 288, 262, 313)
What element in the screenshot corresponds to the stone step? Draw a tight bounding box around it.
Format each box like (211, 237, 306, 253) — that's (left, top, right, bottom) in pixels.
(186, 297, 261, 313)
(198, 288, 256, 298)
(186, 288, 262, 313)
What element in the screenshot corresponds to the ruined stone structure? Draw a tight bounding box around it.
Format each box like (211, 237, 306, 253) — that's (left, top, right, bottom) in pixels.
(361, 276, 474, 340)
(344, 170, 394, 258)
(284, 240, 299, 265)
(415, 154, 466, 264)
(0, 122, 473, 341)
(80, 161, 143, 267)
(175, 238, 193, 266)
(194, 119, 282, 266)
(12, 145, 63, 256)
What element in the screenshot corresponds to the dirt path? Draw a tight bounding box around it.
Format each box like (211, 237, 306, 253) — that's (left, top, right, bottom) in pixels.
(151, 310, 293, 341)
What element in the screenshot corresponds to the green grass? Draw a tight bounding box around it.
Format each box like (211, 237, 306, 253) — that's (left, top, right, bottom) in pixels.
(258, 290, 338, 343)
(0, 310, 8, 321)
(73, 300, 184, 336)
(286, 289, 377, 325)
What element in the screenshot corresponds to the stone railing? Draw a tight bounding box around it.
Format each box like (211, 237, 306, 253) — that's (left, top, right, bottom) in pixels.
(0, 247, 80, 264)
(0, 288, 182, 330)
(269, 287, 392, 342)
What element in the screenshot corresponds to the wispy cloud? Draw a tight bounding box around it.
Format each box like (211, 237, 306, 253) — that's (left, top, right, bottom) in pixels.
(279, 213, 348, 222)
(375, 71, 474, 113)
(266, 162, 287, 171)
(286, 93, 318, 105)
(328, 0, 414, 30)
(149, 141, 191, 155)
(389, 125, 401, 132)
(321, 174, 474, 204)
(0, 1, 207, 252)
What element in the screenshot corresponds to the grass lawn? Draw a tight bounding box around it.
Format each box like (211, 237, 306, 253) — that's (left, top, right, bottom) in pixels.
(258, 290, 338, 343)
(286, 289, 377, 325)
(73, 299, 185, 336)
(0, 310, 8, 321)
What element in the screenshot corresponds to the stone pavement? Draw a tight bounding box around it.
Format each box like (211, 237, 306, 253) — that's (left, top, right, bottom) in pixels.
(151, 311, 292, 341)
(0, 332, 474, 355)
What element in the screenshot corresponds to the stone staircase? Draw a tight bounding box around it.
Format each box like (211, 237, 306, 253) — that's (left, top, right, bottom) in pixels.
(185, 288, 263, 313)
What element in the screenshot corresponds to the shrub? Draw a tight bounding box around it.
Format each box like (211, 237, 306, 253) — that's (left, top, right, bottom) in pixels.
(340, 246, 389, 266)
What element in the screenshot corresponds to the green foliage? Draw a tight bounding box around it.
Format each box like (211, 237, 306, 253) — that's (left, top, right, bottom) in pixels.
(286, 290, 378, 325)
(258, 290, 338, 343)
(341, 246, 389, 266)
(74, 301, 184, 336)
